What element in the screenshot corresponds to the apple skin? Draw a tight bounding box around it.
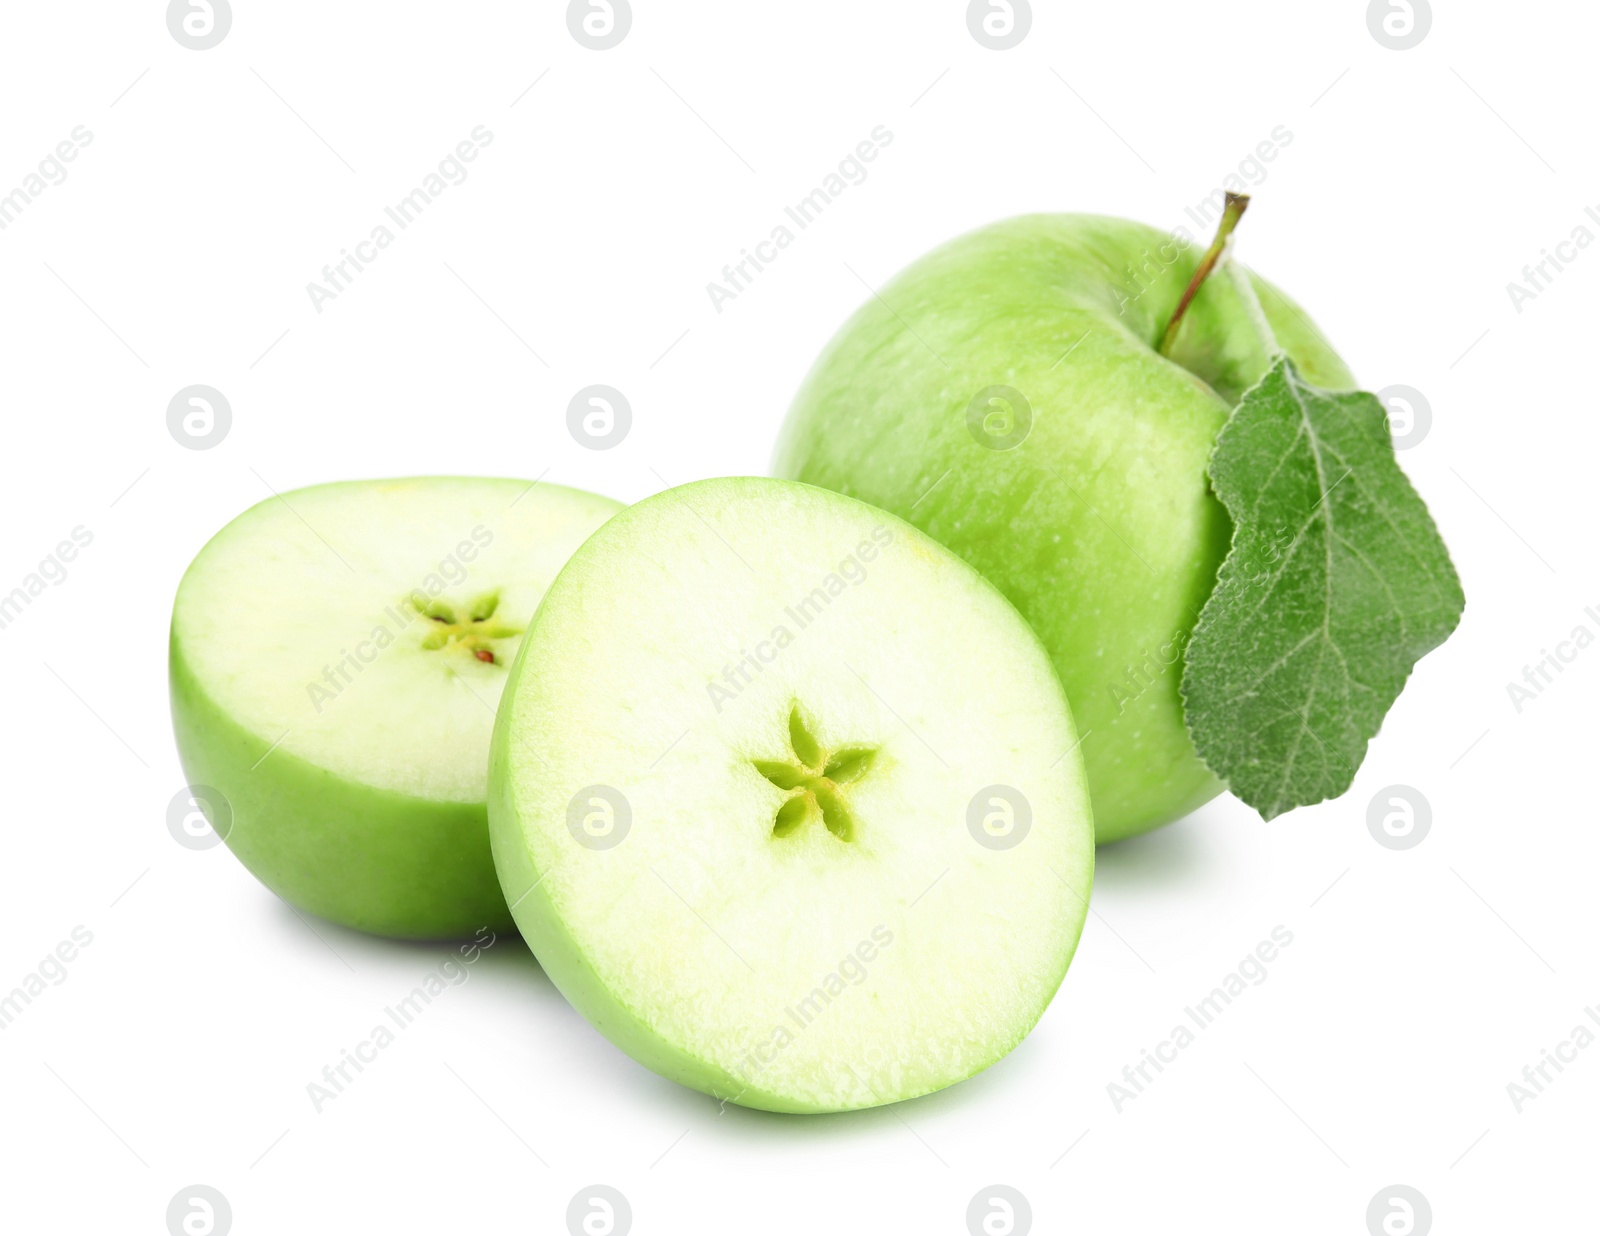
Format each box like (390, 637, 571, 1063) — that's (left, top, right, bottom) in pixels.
(171, 638, 515, 940)
(773, 214, 1354, 843)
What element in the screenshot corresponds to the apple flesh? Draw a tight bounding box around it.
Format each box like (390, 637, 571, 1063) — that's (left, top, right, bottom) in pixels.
(773, 214, 1354, 842)
(169, 476, 622, 939)
(489, 478, 1095, 1112)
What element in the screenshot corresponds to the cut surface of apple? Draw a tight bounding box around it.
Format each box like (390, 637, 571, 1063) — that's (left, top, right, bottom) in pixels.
(170, 476, 622, 939)
(489, 477, 1094, 1112)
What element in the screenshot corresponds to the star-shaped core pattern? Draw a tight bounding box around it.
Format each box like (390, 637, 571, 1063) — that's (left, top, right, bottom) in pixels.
(753, 704, 878, 842)
(413, 590, 522, 664)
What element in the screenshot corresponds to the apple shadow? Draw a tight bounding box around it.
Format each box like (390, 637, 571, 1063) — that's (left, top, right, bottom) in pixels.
(262, 895, 558, 997)
(252, 819, 1190, 1139)
(1090, 808, 1215, 897)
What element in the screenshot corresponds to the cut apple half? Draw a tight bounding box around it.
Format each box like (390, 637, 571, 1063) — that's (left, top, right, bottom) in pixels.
(489, 477, 1094, 1112)
(170, 476, 623, 939)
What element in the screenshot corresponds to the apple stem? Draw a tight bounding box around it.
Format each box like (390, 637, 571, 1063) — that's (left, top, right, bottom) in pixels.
(1158, 192, 1249, 357)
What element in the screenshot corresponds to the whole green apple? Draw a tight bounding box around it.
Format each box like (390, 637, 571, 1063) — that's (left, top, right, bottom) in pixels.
(170, 476, 622, 939)
(772, 213, 1354, 842)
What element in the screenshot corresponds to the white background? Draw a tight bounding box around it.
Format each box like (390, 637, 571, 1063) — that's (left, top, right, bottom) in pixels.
(0, 1, 1594, 1232)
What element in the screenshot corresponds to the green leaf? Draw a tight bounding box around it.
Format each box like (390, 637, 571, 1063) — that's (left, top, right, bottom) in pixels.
(1181, 356, 1464, 819)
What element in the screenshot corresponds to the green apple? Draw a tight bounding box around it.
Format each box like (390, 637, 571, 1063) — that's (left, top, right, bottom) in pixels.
(489, 477, 1094, 1112)
(772, 213, 1355, 842)
(170, 476, 622, 939)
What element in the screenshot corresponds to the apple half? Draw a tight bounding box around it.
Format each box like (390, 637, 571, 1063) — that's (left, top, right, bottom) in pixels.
(170, 476, 622, 939)
(489, 477, 1094, 1112)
